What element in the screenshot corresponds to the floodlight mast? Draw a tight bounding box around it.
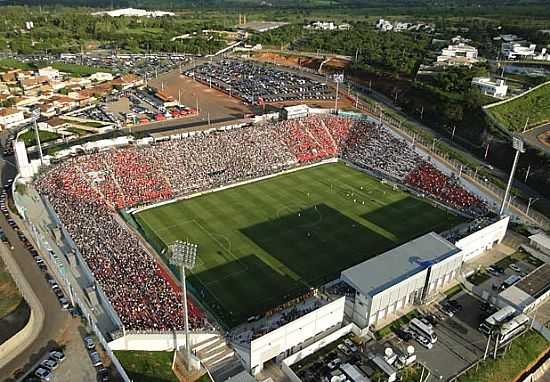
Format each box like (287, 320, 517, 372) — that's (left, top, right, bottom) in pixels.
(499, 136, 525, 217)
(169, 241, 198, 371)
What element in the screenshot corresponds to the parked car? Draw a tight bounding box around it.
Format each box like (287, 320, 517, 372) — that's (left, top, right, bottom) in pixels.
(327, 357, 341, 370)
(40, 359, 58, 371)
(413, 333, 433, 350)
(84, 336, 95, 350)
(34, 367, 52, 381)
(486, 266, 500, 276)
(509, 264, 521, 273)
(90, 351, 103, 367)
(395, 328, 413, 341)
(97, 367, 110, 382)
(49, 350, 65, 362)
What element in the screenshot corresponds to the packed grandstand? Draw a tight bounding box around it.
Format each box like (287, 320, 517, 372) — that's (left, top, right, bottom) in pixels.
(36, 115, 488, 332)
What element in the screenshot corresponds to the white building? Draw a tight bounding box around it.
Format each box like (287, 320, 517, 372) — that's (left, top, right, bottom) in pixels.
(38, 66, 60, 81)
(89, 72, 114, 83)
(342, 233, 463, 334)
(304, 21, 352, 31)
(92, 8, 175, 17)
(282, 105, 310, 120)
(501, 42, 537, 60)
(234, 296, 346, 375)
(499, 264, 550, 312)
(437, 43, 479, 66)
(534, 48, 550, 62)
(472, 77, 508, 98)
(341, 217, 509, 335)
(0, 108, 25, 129)
(528, 232, 550, 257)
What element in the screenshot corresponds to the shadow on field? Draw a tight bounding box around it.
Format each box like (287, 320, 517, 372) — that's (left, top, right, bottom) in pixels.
(362, 197, 460, 238)
(189, 254, 305, 326)
(240, 204, 395, 287)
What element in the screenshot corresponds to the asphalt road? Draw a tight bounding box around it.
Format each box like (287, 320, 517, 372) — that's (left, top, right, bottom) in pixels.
(0, 155, 70, 382)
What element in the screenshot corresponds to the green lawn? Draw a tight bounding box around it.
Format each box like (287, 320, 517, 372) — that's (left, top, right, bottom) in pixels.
(0, 258, 23, 320)
(487, 82, 550, 132)
(134, 163, 464, 327)
(457, 330, 548, 382)
(114, 351, 177, 382)
(19, 129, 61, 147)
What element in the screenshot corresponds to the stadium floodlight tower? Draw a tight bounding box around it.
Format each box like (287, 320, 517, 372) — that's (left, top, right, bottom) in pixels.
(169, 240, 198, 371)
(499, 136, 525, 217)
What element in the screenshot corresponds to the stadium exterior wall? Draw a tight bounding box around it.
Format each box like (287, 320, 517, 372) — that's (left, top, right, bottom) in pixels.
(108, 332, 219, 352)
(248, 296, 346, 375)
(455, 216, 510, 261)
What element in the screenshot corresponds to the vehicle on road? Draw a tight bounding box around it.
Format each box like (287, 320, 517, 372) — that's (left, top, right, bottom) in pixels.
(40, 359, 58, 371)
(49, 350, 65, 362)
(84, 336, 95, 350)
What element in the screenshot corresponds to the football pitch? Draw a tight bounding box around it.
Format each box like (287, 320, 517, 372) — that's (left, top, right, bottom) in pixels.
(134, 162, 464, 327)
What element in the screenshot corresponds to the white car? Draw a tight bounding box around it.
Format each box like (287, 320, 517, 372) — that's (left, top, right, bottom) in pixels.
(414, 334, 433, 350)
(49, 350, 65, 362)
(327, 358, 341, 370)
(35, 367, 53, 381)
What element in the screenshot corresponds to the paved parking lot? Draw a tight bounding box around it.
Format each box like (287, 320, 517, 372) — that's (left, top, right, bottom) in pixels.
(373, 292, 490, 381)
(186, 59, 334, 105)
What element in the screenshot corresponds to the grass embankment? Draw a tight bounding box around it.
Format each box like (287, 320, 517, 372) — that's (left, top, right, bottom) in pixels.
(457, 330, 548, 382)
(19, 129, 61, 147)
(0, 258, 23, 319)
(487, 82, 550, 132)
(51, 63, 113, 77)
(114, 351, 178, 382)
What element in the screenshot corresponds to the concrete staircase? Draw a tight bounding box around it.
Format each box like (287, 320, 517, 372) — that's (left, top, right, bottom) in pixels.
(193, 336, 235, 370)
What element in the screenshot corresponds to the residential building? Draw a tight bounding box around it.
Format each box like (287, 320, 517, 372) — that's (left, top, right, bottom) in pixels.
(38, 66, 61, 81)
(0, 108, 25, 129)
(501, 42, 537, 60)
(471, 77, 508, 98)
(437, 43, 479, 66)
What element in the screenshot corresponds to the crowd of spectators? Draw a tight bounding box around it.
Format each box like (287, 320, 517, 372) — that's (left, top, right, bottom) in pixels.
(405, 162, 487, 216)
(36, 114, 488, 332)
(37, 164, 210, 331)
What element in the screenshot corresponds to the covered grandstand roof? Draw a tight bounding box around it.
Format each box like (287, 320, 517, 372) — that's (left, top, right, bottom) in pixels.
(341, 232, 460, 297)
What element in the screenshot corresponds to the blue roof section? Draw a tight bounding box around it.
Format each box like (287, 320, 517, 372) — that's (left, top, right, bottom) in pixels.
(341, 232, 460, 297)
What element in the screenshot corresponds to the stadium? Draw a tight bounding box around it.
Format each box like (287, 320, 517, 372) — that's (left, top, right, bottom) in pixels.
(16, 111, 509, 376)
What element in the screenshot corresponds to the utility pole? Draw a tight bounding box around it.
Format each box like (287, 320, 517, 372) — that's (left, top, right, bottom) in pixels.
(527, 197, 539, 216)
(34, 119, 44, 165)
(500, 137, 525, 216)
(485, 142, 490, 159)
(524, 164, 531, 182)
(420, 105, 424, 120)
(451, 125, 456, 140)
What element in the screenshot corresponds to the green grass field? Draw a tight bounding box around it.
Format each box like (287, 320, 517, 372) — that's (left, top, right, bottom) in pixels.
(19, 130, 61, 147)
(114, 351, 177, 382)
(134, 163, 463, 327)
(487, 82, 550, 132)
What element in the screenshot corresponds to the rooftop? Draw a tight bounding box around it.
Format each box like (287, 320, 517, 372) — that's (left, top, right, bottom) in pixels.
(515, 264, 550, 299)
(342, 232, 460, 297)
(529, 232, 550, 250)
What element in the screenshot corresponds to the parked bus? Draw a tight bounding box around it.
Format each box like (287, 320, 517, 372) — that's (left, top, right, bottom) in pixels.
(498, 314, 529, 343)
(479, 305, 516, 335)
(409, 318, 438, 343)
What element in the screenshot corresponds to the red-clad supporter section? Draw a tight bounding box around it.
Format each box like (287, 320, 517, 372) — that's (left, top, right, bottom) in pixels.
(36, 115, 488, 332)
(405, 162, 486, 216)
